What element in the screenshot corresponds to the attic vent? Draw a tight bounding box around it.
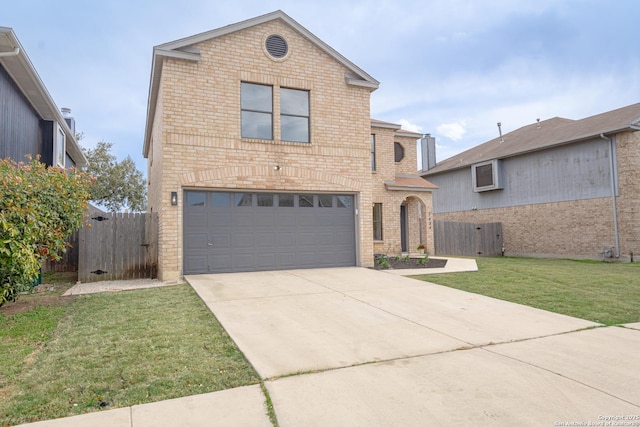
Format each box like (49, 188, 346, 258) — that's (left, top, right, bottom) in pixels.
(265, 34, 288, 58)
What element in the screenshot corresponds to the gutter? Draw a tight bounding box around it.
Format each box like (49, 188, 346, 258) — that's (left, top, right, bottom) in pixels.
(0, 47, 19, 57)
(600, 133, 620, 258)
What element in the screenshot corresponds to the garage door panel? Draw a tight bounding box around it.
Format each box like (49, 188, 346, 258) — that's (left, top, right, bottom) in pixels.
(208, 211, 231, 227)
(185, 211, 207, 228)
(254, 212, 276, 226)
(254, 232, 276, 248)
(232, 253, 255, 270)
(184, 255, 208, 274)
(210, 233, 231, 249)
(184, 191, 356, 274)
(184, 233, 208, 250)
(255, 253, 276, 268)
(276, 232, 296, 246)
(211, 254, 233, 272)
(233, 212, 254, 227)
(233, 233, 253, 249)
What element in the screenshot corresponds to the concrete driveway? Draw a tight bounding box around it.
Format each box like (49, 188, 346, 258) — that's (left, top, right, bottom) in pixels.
(186, 267, 640, 426)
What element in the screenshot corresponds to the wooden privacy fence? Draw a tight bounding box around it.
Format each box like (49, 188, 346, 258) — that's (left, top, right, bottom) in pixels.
(78, 212, 157, 283)
(434, 221, 503, 257)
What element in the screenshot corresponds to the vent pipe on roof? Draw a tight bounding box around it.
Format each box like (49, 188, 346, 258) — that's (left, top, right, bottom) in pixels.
(0, 47, 20, 57)
(536, 118, 541, 129)
(61, 108, 76, 136)
(497, 122, 504, 143)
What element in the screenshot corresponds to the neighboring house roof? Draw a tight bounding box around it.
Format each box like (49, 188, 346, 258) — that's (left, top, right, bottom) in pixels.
(385, 175, 438, 191)
(143, 10, 380, 157)
(0, 27, 87, 167)
(424, 102, 640, 175)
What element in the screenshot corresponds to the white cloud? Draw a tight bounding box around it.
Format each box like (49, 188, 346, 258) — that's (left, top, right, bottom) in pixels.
(397, 119, 423, 133)
(436, 121, 467, 141)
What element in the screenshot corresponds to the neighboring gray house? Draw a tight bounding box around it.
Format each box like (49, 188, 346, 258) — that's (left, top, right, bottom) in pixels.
(0, 27, 86, 168)
(422, 102, 640, 261)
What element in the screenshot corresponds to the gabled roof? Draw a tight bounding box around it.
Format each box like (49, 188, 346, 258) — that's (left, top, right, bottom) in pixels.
(0, 27, 87, 166)
(143, 10, 380, 157)
(424, 102, 640, 176)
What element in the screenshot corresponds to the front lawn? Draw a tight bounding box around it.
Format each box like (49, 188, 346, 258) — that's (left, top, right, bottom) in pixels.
(0, 282, 260, 426)
(411, 257, 640, 325)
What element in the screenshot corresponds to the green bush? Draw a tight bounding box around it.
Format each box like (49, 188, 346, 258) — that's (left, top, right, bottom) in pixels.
(0, 158, 93, 306)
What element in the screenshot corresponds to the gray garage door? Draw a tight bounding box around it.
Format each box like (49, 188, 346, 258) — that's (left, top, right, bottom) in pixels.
(183, 191, 356, 274)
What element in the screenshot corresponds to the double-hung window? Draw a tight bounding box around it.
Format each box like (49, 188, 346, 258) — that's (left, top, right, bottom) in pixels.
(241, 82, 310, 143)
(241, 82, 273, 140)
(280, 88, 309, 143)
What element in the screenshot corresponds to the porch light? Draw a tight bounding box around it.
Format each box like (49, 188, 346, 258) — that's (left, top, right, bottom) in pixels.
(170, 191, 178, 206)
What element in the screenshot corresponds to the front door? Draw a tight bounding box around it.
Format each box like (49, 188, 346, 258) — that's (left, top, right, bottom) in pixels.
(400, 204, 407, 252)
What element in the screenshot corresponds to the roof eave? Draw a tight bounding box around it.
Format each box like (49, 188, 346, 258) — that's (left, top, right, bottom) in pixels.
(143, 48, 201, 157)
(0, 27, 87, 167)
(424, 123, 640, 176)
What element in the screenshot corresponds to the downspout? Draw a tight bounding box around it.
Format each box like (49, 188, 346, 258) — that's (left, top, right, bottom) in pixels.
(0, 47, 20, 57)
(601, 133, 620, 258)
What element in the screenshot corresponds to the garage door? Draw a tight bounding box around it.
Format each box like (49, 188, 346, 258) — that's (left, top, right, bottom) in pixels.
(183, 191, 356, 274)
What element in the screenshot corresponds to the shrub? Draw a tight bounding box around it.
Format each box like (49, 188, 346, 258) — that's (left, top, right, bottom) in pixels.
(0, 158, 93, 306)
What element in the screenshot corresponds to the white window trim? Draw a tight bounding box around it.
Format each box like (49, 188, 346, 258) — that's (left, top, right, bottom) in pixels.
(55, 123, 66, 167)
(471, 159, 503, 192)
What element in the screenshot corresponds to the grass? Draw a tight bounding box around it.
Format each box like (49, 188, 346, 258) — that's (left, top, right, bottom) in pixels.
(411, 257, 640, 325)
(0, 283, 260, 426)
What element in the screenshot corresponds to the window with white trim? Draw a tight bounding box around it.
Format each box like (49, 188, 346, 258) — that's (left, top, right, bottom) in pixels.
(55, 124, 66, 167)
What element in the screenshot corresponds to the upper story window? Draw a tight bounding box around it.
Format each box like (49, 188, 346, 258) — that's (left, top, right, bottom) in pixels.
(241, 82, 273, 140)
(394, 142, 405, 162)
(55, 124, 66, 167)
(281, 88, 309, 143)
(241, 82, 311, 143)
(370, 134, 376, 171)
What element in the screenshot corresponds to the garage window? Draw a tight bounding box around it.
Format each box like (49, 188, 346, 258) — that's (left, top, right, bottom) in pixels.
(257, 194, 274, 207)
(211, 193, 230, 207)
(299, 195, 314, 207)
(187, 192, 206, 207)
(278, 194, 294, 207)
(318, 195, 333, 207)
(337, 195, 352, 208)
(235, 193, 253, 206)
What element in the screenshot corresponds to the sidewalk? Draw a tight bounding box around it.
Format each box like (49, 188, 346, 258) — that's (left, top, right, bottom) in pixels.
(14, 385, 272, 427)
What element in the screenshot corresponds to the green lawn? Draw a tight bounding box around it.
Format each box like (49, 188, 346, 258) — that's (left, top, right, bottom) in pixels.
(0, 283, 260, 426)
(412, 257, 640, 325)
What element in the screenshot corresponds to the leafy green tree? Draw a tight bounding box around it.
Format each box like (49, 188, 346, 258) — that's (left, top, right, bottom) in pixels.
(82, 141, 146, 212)
(0, 158, 93, 306)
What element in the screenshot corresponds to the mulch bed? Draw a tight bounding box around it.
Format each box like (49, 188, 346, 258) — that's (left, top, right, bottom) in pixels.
(374, 257, 447, 270)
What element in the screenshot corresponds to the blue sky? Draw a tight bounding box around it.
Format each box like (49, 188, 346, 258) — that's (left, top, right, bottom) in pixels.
(3, 0, 639, 173)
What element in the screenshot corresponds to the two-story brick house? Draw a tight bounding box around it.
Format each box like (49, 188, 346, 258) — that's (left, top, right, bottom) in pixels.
(143, 10, 435, 279)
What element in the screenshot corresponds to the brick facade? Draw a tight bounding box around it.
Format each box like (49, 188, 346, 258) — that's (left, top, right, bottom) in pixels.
(145, 14, 434, 279)
(371, 124, 435, 257)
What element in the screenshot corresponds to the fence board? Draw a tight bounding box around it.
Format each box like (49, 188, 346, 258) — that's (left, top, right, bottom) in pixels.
(434, 221, 503, 257)
(78, 212, 157, 282)
(42, 233, 79, 273)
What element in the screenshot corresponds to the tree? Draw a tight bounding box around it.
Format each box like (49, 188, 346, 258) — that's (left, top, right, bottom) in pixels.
(0, 158, 93, 306)
(82, 141, 146, 212)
